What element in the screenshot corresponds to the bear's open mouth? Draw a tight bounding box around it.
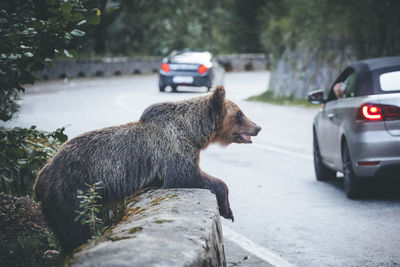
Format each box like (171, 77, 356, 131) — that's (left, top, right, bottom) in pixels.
(238, 133, 252, 144)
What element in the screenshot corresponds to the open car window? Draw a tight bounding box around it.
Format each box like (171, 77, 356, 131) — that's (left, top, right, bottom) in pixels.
(327, 68, 355, 101)
(342, 72, 357, 98)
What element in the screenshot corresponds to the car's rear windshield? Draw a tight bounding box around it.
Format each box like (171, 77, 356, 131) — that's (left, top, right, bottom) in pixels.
(380, 70, 400, 91)
(170, 52, 211, 64)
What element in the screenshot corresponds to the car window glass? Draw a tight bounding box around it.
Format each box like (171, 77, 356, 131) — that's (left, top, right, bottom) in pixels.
(342, 72, 356, 98)
(380, 71, 400, 91)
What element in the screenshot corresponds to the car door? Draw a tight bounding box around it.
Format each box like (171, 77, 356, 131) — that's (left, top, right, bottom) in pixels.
(331, 71, 357, 167)
(318, 70, 356, 167)
(318, 97, 339, 167)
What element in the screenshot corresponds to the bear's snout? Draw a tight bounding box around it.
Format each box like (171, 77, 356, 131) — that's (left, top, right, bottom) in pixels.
(253, 126, 262, 136)
(235, 119, 261, 144)
(246, 124, 261, 138)
(242, 118, 261, 137)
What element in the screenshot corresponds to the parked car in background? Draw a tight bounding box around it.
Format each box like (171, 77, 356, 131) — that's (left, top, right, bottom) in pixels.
(158, 49, 224, 92)
(308, 56, 400, 198)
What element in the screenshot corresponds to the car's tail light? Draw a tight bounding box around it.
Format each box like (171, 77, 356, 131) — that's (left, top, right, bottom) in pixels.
(161, 63, 170, 73)
(361, 104, 383, 120)
(357, 161, 381, 166)
(198, 64, 208, 74)
(358, 103, 400, 121)
(380, 104, 400, 120)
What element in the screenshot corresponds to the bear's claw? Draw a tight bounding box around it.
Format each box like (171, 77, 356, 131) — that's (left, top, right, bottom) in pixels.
(220, 207, 234, 222)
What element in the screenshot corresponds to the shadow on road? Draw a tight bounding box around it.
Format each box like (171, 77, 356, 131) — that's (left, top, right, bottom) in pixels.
(323, 176, 400, 201)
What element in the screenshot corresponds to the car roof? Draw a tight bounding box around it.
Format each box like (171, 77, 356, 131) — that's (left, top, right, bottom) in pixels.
(351, 56, 400, 72)
(331, 56, 400, 97)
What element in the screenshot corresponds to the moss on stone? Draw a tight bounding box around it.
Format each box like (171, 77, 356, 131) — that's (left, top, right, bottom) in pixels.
(128, 226, 143, 234)
(154, 219, 173, 224)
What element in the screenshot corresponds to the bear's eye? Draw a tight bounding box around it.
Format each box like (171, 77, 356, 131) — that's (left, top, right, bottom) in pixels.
(236, 111, 243, 123)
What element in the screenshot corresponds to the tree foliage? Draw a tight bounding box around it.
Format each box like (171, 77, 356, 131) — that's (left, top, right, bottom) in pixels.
(260, 0, 400, 59)
(81, 0, 263, 56)
(0, 0, 100, 122)
(0, 0, 100, 197)
(80, 0, 400, 60)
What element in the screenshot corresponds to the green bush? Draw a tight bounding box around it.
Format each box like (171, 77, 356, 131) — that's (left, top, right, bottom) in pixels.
(0, 2, 99, 265)
(0, 0, 100, 196)
(0, 126, 68, 197)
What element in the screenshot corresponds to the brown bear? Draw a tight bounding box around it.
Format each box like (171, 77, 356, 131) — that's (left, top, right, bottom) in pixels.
(34, 86, 261, 253)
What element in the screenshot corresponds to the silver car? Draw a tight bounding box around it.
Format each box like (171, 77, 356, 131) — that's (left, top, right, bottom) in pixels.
(308, 56, 400, 198)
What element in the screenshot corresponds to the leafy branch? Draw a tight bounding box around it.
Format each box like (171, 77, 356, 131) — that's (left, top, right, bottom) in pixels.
(0, 0, 101, 122)
(75, 181, 105, 240)
(0, 126, 68, 196)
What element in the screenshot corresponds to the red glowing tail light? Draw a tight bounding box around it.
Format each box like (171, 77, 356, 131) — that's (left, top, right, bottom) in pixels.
(358, 103, 400, 121)
(198, 64, 208, 74)
(161, 63, 171, 73)
(361, 104, 382, 120)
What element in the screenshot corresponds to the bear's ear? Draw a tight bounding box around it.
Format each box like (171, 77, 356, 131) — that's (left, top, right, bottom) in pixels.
(209, 86, 226, 111)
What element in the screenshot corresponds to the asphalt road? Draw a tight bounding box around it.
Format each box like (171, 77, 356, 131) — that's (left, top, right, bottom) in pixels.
(5, 72, 400, 266)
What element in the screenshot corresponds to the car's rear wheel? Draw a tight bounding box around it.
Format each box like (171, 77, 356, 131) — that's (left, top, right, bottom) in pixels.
(159, 85, 165, 92)
(313, 129, 336, 181)
(342, 141, 363, 198)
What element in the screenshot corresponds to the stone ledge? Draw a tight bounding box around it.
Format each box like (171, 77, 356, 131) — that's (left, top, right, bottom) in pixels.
(67, 189, 226, 267)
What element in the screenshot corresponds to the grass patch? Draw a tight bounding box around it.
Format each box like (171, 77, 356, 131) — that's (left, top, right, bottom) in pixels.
(247, 90, 318, 108)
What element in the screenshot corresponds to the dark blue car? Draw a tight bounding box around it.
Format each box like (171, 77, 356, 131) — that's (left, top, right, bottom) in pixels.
(158, 50, 224, 92)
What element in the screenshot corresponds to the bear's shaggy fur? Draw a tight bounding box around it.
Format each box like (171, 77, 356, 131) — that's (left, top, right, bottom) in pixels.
(34, 86, 261, 253)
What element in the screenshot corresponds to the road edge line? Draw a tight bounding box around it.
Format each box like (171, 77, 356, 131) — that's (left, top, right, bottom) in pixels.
(223, 226, 295, 267)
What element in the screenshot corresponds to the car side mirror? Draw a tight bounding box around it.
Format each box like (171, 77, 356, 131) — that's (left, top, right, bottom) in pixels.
(307, 89, 326, 104)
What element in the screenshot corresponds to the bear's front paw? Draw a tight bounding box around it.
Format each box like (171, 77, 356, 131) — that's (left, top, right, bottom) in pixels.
(220, 206, 234, 222)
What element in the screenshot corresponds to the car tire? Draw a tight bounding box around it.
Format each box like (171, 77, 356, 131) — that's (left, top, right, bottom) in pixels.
(159, 85, 165, 92)
(342, 141, 363, 198)
(313, 129, 336, 181)
(171, 86, 177, 92)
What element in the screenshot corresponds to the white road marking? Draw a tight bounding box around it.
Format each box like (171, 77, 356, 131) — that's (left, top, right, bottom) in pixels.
(223, 226, 295, 267)
(253, 143, 313, 161)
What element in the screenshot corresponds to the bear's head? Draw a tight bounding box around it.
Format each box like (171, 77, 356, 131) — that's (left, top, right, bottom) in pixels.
(210, 86, 262, 146)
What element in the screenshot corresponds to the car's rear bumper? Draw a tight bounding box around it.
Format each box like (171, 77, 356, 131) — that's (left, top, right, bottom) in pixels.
(159, 73, 212, 88)
(349, 127, 400, 177)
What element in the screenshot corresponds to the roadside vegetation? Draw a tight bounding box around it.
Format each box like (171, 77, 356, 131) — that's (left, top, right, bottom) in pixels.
(247, 90, 317, 108)
(76, 0, 400, 60)
(0, 0, 100, 265)
(75, 182, 107, 240)
(77, 0, 400, 100)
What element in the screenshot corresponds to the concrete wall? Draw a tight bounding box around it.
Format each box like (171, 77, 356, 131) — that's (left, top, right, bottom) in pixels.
(66, 189, 226, 267)
(268, 49, 354, 98)
(37, 54, 268, 80)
